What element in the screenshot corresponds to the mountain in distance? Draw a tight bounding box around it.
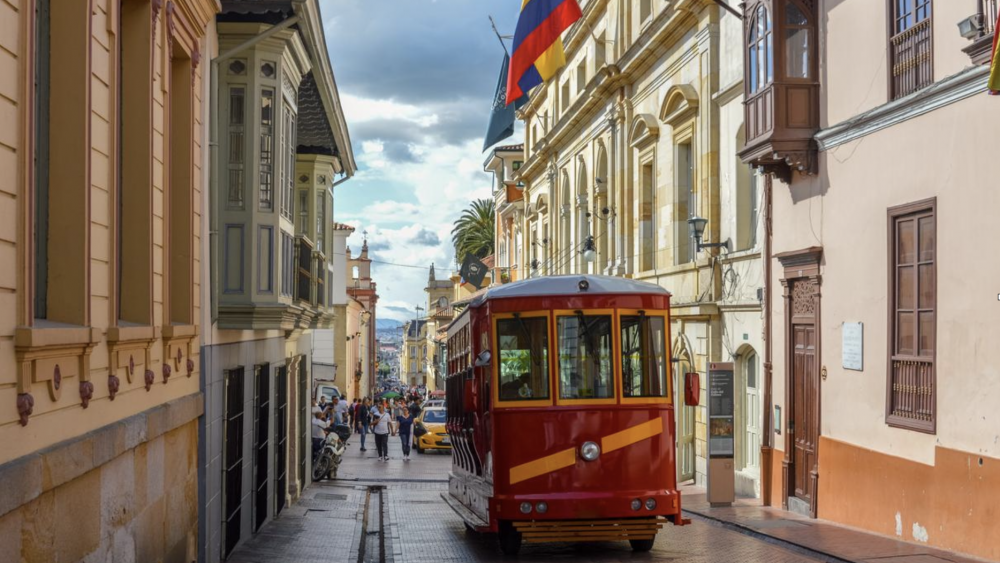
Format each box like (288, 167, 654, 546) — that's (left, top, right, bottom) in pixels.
(375, 318, 404, 330)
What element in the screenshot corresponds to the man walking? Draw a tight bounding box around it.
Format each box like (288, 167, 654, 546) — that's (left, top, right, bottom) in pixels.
(358, 398, 370, 452)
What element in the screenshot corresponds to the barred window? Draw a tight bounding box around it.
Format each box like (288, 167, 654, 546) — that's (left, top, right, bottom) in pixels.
(227, 87, 246, 208)
(887, 199, 936, 433)
(259, 88, 275, 210)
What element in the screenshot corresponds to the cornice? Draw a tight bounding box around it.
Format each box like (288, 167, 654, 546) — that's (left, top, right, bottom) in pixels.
(815, 65, 989, 151)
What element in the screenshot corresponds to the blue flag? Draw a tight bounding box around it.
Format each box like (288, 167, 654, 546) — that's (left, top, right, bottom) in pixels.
(483, 54, 524, 152)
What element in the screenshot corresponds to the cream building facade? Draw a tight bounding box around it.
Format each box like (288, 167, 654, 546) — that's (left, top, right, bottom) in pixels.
(0, 0, 217, 561)
(739, 0, 1000, 559)
(198, 1, 356, 560)
(512, 0, 763, 490)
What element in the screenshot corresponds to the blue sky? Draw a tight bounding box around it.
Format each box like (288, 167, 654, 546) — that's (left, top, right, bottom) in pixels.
(320, 0, 523, 322)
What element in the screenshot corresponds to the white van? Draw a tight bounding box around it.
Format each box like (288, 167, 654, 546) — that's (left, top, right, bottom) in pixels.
(313, 379, 341, 404)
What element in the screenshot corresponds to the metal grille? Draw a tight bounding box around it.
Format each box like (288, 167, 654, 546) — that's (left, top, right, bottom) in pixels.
(258, 88, 274, 210)
(889, 359, 934, 423)
(274, 364, 288, 516)
(890, 18, 933, 100)
(222, 367, 245, 557)
(253, 363, 270, 533)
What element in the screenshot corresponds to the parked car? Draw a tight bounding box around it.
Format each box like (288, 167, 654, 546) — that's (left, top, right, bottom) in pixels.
(424, 399, 445, 409)
(413, 408, 450, 453)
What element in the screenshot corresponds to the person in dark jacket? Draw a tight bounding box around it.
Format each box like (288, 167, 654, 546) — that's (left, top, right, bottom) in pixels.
(358, 398, 371, 452)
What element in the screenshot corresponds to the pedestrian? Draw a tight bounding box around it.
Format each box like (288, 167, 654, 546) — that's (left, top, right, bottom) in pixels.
(395, 407, 415, 461)
(408, 396, 423, 419)
(334, 395, 349, 426)
(371, 404, 391, 461)
(358, 398, 371, 452)
(353, 399, 362, 433)
(311, 409, 330, 457)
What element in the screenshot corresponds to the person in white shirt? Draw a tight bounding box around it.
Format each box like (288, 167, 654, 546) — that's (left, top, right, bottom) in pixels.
(333, 396, 350, 426)
(371, 405, 392, 461)
(311, 410, 330, 455)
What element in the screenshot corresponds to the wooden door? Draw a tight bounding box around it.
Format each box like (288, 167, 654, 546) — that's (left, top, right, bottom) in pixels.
(791, 325, 818, 503)
(274, 365, 288, 516)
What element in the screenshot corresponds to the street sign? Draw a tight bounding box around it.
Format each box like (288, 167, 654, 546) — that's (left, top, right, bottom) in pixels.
(708, 362, 735, 458)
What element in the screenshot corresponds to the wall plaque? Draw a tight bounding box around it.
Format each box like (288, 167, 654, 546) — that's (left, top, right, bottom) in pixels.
(842, 322, 863, 371)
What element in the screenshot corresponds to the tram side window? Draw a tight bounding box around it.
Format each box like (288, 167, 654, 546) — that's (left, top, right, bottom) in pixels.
(557, 315, 614, 400)
(621, 315, 668, 398)
(496, 317, 550, 401)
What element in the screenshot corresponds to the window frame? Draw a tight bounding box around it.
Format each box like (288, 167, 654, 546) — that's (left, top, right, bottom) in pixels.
(617, 309, 672, 405)
(746, 4, 774, 95)
(492, 311, 555, 408)
(553, 308, 619, 407)
(885, 197, 937, 433)
(886, 0, 934, 101)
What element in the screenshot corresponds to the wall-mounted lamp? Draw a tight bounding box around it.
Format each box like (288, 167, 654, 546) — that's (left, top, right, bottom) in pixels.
(581, 236, 597, 263)
(958, 14, 984, 39)
(687, 216, 730, 253)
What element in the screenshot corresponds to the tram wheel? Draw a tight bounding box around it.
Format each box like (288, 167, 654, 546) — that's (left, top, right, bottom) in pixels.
(629, 538, 655, 552)
(498, 521, 522, 556)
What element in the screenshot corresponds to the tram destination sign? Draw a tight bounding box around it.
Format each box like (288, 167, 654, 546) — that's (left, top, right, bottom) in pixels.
(708, 362, 735, 458)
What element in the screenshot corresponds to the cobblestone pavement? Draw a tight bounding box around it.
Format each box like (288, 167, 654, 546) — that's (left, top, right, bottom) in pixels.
(229, 433, 830, 562)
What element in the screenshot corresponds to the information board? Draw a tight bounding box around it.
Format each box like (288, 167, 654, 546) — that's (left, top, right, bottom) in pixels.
(708, 362, 735, 458)
(842, 322, 863, 371)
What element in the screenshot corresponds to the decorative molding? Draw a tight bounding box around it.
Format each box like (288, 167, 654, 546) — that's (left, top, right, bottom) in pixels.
(144, 369, 155, 392)
(816, 65, 990, 151)
(629, 114, 659, 148)
(17, 394, 34, 427)
(108, 374, 120, 401)
(660, 83, 699, 126)
(79, 381, 95, 409)
(152, 0, 163, 25)
(162, 363, 172, 384)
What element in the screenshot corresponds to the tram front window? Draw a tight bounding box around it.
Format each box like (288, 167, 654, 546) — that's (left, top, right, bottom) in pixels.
(557, 314, 614, 400)
(496, 316, 550, 401)
(620, 315, 668, 398)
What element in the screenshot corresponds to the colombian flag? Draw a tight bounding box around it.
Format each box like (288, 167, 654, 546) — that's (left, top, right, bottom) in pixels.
(990, 9, 1000, 94)
(506, 0, 583, 105)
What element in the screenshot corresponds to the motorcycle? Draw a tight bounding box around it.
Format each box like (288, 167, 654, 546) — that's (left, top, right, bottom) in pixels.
(312, 423, 351, 481)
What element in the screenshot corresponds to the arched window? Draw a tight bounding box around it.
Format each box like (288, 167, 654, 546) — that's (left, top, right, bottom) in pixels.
(747, 5, 773, 94)
(785, 2, 811, 79)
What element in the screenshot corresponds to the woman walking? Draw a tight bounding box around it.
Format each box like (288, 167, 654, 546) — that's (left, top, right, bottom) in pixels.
(371, 403, 392, 461)
(394, 407, 415, 461)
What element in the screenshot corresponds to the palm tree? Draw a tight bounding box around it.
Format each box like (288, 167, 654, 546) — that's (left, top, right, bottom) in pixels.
(451, 199, 495, 264)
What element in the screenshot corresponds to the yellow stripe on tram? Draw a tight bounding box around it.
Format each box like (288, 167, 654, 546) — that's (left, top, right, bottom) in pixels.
(508, 418, 665, 484)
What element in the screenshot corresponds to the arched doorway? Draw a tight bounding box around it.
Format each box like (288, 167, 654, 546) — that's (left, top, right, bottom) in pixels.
(672, 336, 696, 483)
(735, 345, 761, 497)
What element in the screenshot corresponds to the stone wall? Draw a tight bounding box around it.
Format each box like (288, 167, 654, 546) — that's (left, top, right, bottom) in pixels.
(0, 393, 202, 562)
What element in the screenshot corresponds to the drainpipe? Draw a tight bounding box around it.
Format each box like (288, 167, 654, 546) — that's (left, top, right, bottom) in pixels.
(760, 174, 774, 506)
(209, 14, 301, 321)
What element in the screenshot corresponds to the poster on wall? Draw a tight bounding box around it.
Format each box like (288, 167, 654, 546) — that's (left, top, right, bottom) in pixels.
(842, 322, 863, 371)
(708, 362, 735, 458)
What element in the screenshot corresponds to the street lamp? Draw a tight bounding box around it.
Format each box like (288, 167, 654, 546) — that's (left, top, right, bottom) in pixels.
(687, 216, 730, 253)
(581, 236, 597, 263)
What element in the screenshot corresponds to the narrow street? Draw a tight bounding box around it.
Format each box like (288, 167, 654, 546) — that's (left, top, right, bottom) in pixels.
(226, 438, 831, 563)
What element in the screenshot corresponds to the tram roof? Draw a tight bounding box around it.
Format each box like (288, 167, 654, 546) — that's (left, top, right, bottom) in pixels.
(470, 275, 670, 307)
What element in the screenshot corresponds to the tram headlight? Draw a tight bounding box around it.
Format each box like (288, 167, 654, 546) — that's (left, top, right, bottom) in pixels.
(645, 498, 657, 510)
(519, 502, 533, 514)
(580, 441, 601, 461)
(535, 502, 548, 514)
(631, 499, 642, 511)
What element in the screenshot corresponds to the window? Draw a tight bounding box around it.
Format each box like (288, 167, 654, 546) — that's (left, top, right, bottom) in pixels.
(576, 60, 587, 92)
(496, 316, 550, 401)
(169, 50, 194, 324)
(674, 142, 695, 264)
(595, 31, 607, 67)
(281, 103, 296, 219)
(316, 192, 325, 254)
(785, 2, 811, 79)
(33, 0, 51, 319)
(561, 81, 571, 113)
(259, 88, 275, 210)
(639, 0, 652, 23)
(257, 227, 273, 293)
(887, 199, 936, 432)
(557, 314, 614, 400)
(281, 232, 293, 297)
(639, 161, 655, 270)
(889, 0, 933, 99)
(410, 346, 416, 358)
(747, 5, 773, 94)
(512, 160, 522, 171)
(620, 315, 668, 398)
(227, 87, 247, 208)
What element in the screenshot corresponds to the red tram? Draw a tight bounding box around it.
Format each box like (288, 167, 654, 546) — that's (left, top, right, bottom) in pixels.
(442, 275, 687, 555)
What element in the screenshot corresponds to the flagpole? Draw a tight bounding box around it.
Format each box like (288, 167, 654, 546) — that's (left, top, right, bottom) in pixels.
(489, 15, 510, 56)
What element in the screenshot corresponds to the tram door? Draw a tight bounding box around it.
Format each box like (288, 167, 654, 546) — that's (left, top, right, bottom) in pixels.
(675, 357, 696, 482)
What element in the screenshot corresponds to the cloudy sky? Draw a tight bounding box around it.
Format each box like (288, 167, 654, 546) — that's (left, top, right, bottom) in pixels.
(320, 0, 522, 323)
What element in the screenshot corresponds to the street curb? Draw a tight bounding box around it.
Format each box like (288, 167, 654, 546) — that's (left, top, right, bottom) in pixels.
(682, 509, 857, 563)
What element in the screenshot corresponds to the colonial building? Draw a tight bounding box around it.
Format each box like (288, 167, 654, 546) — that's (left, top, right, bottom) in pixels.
(313, 221, 355, 397)
(740, 0, 999, 559)
(401, 319, 428, 387)
(198, 0, 356, 560)
(486, 144, 526, 284)
(345, 239, 378, 399)
(0, 0, 216, 560)
(512, 0, 763, 490)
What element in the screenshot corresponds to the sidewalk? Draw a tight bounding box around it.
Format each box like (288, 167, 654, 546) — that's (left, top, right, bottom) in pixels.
(679, 483, 994, 563)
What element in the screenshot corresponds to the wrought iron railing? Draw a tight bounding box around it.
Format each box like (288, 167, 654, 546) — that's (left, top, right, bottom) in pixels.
(982, 0, 998, 36)
(890, 18, 933, 100)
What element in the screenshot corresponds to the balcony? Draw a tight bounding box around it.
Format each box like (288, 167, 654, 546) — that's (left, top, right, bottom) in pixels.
(963, 0, 998, 65)
(890, 19, 933, 100)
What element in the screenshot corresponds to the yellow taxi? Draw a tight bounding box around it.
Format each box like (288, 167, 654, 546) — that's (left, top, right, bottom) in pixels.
(413, 407, 450, 453)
